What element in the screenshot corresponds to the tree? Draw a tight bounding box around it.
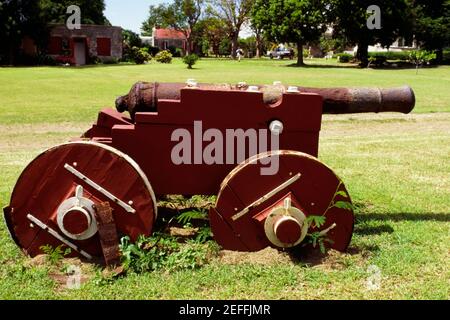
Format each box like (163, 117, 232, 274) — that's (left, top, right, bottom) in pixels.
(252, 0, 329, 66)
(39, 0, 109, 25)
(195, 17, 228, 56)
(142, 0, 204, 55)
(330, 0, 412, 67)
(409, 0, 450, 63)
(122, 29, 143, 62)
(123, 29, 142, 48)
(0, 0, 47, 64)
(409, 50, 437, 74)
(250, 23, 264, 58)
(183, 53, 199, 68)
(208, 0, 253, 59)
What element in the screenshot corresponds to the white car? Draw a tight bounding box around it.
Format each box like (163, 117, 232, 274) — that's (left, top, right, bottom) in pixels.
(267, 48, 294, 60)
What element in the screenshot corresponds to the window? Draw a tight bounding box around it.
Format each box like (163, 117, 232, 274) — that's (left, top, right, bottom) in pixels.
(48, 37, 62, 55)
(97, 38, 111, 56)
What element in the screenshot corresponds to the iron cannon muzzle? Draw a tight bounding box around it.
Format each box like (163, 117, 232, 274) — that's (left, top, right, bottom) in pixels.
(116, 82, 416, 120)
(305, 85, 416, 114)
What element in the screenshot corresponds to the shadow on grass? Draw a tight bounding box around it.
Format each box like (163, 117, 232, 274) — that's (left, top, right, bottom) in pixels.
(285, 62, 442, 70)
(285, 62, 358, 69)
(354, 222, 395, 236)
(155, 198, 448, 269)
(67, 63, 144, 69)
(368, 63, 441, 70)
(0, 63, 141, 69)
(356, 212, 450, 222)
(287, 242, 380, 267)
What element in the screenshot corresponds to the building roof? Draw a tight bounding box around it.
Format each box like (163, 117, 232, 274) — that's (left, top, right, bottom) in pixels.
(154, 28, 186, 40)
(49, 23, 122, 31)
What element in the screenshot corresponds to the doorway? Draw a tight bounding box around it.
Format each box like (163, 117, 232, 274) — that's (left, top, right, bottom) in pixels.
(73, 38, 86, 66)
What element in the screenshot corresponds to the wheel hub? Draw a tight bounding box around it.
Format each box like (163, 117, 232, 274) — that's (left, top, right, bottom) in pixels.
(264, 198, 308, 248)
(56, 185, 98, 241)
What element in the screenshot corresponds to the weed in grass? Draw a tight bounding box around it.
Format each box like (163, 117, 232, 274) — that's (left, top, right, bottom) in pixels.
(39, 245, 71, 265)
(119, 233, 220, 274)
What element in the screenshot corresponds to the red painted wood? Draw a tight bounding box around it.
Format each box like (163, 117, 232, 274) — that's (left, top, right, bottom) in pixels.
(5, 86, 356, 257)
(274, 217, 302, 244)
(210, 151, 354, 252)
(5, 142, 156, 259)
(87, 88, 323, 196)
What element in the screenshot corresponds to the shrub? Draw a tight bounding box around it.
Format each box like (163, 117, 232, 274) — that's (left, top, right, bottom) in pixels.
(102, 58, 119, 65)
(155, 50, 173, 64)
(35, 54, 56, 66)
(15, 53, 57, 66)
(368, 55, 387, 67)
(336, 53, 353, 63)
(147, 46, 160, 57)
(183, 54, 199, 69)
(368, 51, 411, 61)
(88, 55, 101, 65)
(409, 50, 437, 74)
(168, 46, 183, 57)
(131, 46, 151, 64)
(442, 49, 450, 65)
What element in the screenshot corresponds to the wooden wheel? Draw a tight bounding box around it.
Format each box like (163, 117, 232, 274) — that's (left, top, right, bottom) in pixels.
(4, 141, 156, 260)
(210, 150, 354, 252)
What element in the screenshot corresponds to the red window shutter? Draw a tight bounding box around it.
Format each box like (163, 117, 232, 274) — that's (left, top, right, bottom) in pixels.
(48, 37, 62, 54)
(97, 38, 111, 56)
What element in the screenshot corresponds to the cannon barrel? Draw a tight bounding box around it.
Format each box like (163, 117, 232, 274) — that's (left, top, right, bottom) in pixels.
(116, 82, 415, 119)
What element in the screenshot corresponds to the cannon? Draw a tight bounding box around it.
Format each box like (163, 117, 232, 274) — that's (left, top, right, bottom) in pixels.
(3, 81, 415, 264)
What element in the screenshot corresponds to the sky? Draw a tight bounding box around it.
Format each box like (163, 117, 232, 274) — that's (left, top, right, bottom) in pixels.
(104, 0, 253, 37)
(104, 0, 165, 34)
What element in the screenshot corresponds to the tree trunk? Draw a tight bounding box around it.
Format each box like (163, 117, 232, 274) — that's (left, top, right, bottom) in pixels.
(356, 43, 369, 67)
(8, 46, 15, 66)
(296, 41, 304, 66)
(255, 32, 262, 59)
(186, 36, 192, 56)
(231, 32, 239, 59)
(435, 47, 443, 65)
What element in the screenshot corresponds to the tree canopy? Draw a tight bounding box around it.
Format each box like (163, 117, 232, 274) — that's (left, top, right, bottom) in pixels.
(252, 0, 329, 65)
(330, 0, 412, 66)
(409, 0, 450, 62)
(39, 0, 109, 25)
(195, 17, 228, 56)
(122, 29, 142, 48)
(0, 0, 47, 64)
(208, 0, 253, 58)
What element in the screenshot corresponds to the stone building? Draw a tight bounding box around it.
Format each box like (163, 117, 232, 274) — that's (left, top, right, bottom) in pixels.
(46, 24, 123, 65)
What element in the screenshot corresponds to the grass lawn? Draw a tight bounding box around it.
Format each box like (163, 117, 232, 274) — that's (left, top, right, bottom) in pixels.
(0, 58, 448, 299)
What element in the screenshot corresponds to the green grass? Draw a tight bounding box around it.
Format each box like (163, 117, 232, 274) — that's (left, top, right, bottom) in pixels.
(0, 58, 449, 125)
(0, 59, 449, 300)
